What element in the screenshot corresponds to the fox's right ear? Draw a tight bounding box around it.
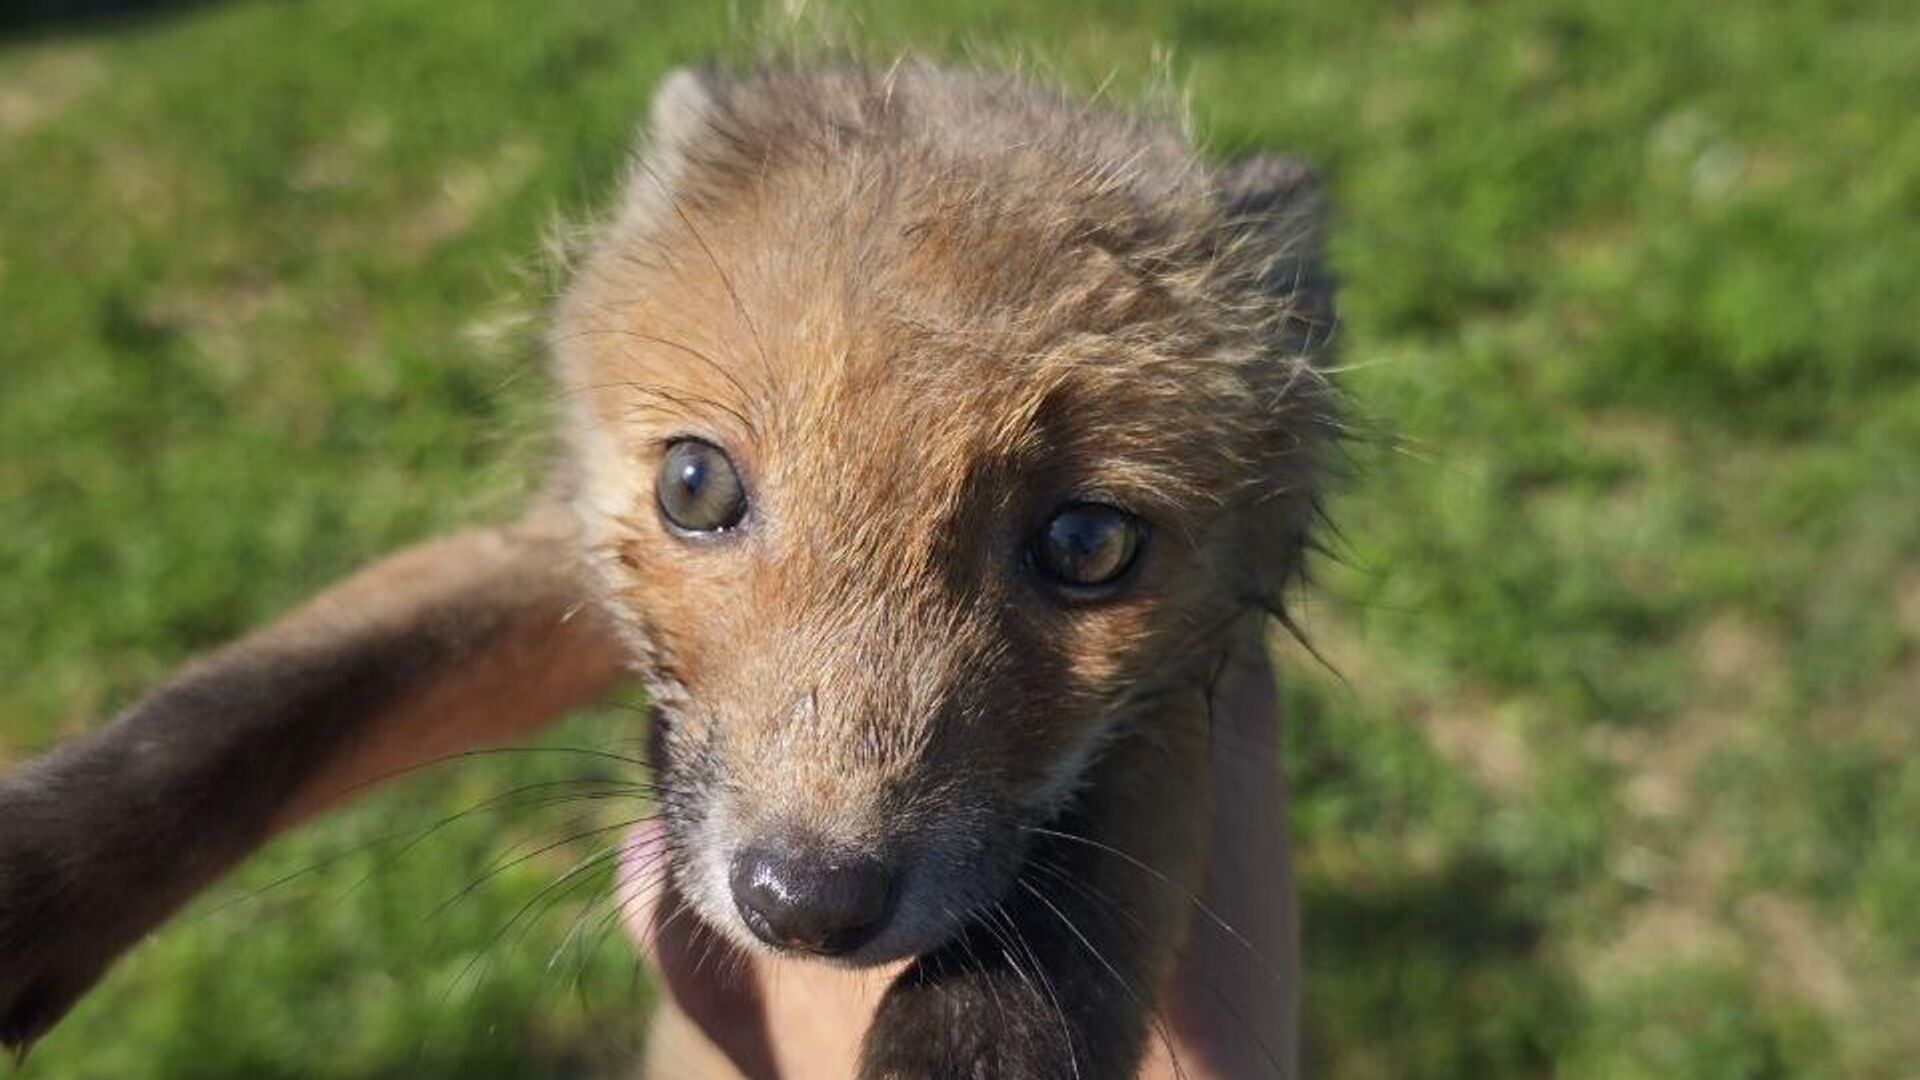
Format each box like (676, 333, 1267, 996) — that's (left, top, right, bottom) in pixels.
(620, 67, 726, 223)
(647, 67, 723, 160)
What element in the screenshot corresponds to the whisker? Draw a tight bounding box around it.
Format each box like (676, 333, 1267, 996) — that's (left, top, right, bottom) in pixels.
(993, 900, 1079, 1080)
(947, 903, 1012, 1035)
(315, 744, 660, 806)
(558, 327, 763, 438)
(1018, 879, 1188, 1080)
(430, 814, 657, 922)
(1022, 824, 1291, 992)
(442, 844, 623, 1016)
(340, 786, 654, 903)
(1024, 856, 1290, 1078)
(201, 776, 652, 916)
(546, 834, 673, 974)
(495, 845, 627, 957)
(630, 158, 775, 384)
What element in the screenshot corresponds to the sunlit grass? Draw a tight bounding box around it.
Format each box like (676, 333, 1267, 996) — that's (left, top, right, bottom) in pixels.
(2, 1, 1915, 1076)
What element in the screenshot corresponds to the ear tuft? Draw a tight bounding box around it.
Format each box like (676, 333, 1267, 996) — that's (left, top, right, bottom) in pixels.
(1216, 154, 1337, 357)
(619, 67, 729, 226)
(647, 67, 723, 154)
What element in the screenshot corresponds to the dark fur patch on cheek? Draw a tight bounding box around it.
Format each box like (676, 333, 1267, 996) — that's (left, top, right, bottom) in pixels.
(650, 715, 719, 844)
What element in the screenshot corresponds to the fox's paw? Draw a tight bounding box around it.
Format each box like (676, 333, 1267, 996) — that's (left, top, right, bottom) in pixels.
(0, 776, 133, 1061)
(0, 832, 101, 1059)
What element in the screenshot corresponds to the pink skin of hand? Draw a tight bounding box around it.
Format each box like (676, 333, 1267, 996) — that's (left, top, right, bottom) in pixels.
(618, 645, 1300, 1080)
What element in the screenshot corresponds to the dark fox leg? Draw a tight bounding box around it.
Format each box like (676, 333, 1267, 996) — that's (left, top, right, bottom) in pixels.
(0, 506, 625, 1054)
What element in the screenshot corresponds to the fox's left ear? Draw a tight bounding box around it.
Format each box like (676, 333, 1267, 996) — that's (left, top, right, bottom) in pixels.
(1213, 156, 1341, 611)
(1214, 155, 1338, 360)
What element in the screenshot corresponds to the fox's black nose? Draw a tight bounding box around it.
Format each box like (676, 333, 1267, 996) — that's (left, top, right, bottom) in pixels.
(729, 844, 896, 956)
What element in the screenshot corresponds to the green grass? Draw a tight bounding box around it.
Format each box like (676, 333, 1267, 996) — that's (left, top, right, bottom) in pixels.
(2, 0, 1916, 1076)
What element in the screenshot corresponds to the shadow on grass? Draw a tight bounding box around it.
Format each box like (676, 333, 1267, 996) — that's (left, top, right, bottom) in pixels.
(1, 0, 219, 40)
(1303, 853, 1576, 1079)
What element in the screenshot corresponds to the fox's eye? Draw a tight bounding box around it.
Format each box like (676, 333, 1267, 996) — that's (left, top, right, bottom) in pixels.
(657, 438, 747, 534)
(1033, 503, 1144, 590)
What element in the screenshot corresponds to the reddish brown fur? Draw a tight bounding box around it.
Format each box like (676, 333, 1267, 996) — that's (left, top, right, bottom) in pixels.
(554, 65, 1333, 979)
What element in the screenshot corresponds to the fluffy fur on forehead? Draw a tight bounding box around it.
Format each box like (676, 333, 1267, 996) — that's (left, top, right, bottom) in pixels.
(557, 61, 1338, 596)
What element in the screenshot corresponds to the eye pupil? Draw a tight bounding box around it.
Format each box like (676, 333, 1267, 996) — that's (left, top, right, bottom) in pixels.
(1034, 503, 1143, 589)
(675, 458, 707, 496)
(657, 439, 746, 534)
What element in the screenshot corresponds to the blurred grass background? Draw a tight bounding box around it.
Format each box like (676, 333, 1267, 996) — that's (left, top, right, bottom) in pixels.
(1, 0, 1916, 1076)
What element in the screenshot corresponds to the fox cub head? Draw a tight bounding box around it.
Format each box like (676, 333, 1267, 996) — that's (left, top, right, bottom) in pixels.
(552, 65, 1336, 964)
